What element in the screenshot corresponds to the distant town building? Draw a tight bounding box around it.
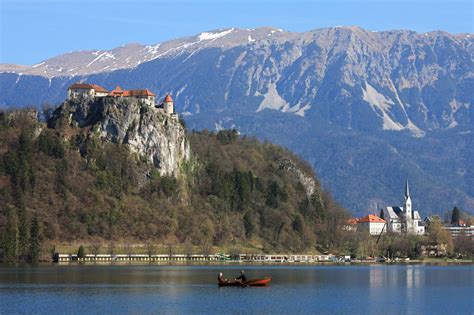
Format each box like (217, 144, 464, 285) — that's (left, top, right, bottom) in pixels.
(442, 219, 474, 238)
(380, 180, 425, 235)
(343, 218, 359, 231)
(67, 83, 109, 99)
(443, 225, 474, 238)
(357, 214, 386, 235)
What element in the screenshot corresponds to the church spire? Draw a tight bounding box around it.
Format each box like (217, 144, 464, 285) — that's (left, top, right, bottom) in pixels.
(404, 178, 413, 221)
(404, 178, 410, 198)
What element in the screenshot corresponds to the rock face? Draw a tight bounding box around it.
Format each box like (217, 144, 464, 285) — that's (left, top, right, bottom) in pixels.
(49, 97, 190, 177)
(279, 158, 316, 198)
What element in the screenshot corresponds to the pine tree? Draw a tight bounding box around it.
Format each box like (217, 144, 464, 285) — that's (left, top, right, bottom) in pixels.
(18, 206, 30, 261)
(2, 207, 19, 262)
(243, 212, 255, 238)
(451, 207, 461, 225)
(292, 215, 305, 236)
(77, 245, 86, 259)
(28, 214, 41, 263)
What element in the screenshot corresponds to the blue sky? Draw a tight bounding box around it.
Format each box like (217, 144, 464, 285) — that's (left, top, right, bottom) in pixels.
(1, 0, 472, 65)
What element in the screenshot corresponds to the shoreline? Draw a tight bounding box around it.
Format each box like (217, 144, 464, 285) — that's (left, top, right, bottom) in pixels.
(2, 259, 473, 266)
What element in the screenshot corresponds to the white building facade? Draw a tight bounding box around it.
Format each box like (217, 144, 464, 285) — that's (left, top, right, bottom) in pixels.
(67, 83, 109, 99)
(357, 214, 386, 235)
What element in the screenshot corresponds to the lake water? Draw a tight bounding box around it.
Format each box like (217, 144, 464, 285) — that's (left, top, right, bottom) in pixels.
(0, 264, 472, 314)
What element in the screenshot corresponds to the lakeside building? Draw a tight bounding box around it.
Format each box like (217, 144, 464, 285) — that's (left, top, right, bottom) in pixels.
(53, 253, 340, 263)
(380, 180, 425, 235)
(66, 83, 176, 116)
(357, 214, 386, 235)
(343, 214, 386, 235)
(343, 218, 359, 231)
(442, 224, 474, 238)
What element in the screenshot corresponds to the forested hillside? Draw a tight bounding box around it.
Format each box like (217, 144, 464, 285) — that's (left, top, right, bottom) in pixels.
(0, 110, 349, 262)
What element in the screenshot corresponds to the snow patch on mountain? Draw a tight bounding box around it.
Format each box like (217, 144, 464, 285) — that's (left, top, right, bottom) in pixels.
(145, 44, 161, 56)
(198, 28, 234, 41)
(32, 62, 45, 68)
(86, 51, 116, 68)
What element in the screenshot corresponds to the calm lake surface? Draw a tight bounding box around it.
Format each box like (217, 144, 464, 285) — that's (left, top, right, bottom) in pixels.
(0, 264, 472, 314)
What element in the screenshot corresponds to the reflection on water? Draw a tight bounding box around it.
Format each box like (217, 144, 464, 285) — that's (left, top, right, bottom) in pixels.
(0, 264, 472, 314)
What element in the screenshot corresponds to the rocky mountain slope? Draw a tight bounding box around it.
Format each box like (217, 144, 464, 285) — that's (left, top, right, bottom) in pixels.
(1, 26, 472, 215)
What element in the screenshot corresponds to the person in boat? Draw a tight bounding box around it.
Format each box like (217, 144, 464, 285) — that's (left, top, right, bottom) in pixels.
(218, 272, 228, 283)
(235, 270, 247, 283)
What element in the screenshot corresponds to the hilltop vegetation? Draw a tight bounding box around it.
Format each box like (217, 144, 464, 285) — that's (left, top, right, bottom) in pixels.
(0, 110, 349, 261)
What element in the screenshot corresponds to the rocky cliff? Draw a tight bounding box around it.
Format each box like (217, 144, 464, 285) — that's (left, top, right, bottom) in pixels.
(49, 97, 190, 177)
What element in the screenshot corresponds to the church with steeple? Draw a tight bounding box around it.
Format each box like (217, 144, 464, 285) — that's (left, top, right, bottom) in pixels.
(379, 180, 425, 235)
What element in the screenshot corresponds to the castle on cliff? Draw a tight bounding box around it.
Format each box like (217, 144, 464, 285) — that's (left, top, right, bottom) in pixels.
(67, 83, 175, 116)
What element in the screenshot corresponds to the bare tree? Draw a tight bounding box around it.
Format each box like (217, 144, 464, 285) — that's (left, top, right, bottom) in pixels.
(201, 240, 212, 258)
(91, 240, 101, 260)
(108, 241, 116, 255)
(124, 243, 133, 258)
(146, 242, 156, 258)
(184, 241, 193, 258)
(167, 242, 174, 258)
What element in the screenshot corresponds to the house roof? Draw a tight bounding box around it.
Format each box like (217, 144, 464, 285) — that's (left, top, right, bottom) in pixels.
(109, 86, 125, 96)
(163, 94, 173, 102)
(68, 83, 108, 93)
(385, 206, 404, 220)
(413, 211, 421, 220)
(129, 89, 155, 97)
(109, 86, 155, 97)
(346, 218, 359, 225)
(358, 214, 386, 224)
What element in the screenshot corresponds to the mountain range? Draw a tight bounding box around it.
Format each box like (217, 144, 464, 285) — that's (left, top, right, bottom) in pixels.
(1, 26, 472, 216)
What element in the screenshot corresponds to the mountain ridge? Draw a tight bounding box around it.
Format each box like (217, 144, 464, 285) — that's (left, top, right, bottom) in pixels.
(1, 25, 472, 215)
(2, 26, 472, 78)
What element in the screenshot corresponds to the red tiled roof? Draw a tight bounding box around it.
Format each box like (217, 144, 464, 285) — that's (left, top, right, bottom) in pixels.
(357, 214, 386, 224)
(129, 89, 155, 97)
(68, 83, 108, 93)
(163, 94, 173, 102)
(109, 86, 155, 97)
(90, 84, 109, 93)
(346, 218, 359, 225)
(109, 86, 125, 96)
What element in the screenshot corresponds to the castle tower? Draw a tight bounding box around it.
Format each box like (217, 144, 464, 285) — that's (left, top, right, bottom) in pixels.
(163, 94, 174, 115)
(404, 179, 413, 220)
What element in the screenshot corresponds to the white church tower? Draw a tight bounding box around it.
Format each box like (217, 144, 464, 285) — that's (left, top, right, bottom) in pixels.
(404, 179, 412, 220)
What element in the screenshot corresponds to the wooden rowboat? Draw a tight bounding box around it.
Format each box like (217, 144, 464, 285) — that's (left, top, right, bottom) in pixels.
(218, 277, 272, 287)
